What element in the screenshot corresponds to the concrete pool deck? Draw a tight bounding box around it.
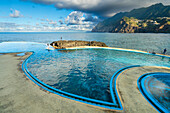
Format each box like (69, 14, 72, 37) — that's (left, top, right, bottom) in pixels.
(116, 66, 170, 113)
(0, 52, 169, 113)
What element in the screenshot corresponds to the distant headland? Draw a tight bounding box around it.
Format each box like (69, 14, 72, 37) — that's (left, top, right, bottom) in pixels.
(50, 40, 108, 49)
(92, 3, 170, 33)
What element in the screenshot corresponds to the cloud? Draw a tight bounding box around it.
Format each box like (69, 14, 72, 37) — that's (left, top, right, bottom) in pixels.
(0, 22, 50, 32)
(40, 19, 45, 21)
(0, 22, 33, 31)
(40, 22, 45, 24)
(64, 11, 102, 25)
(10, 9, 23, 18)
(0, 22, 17, 28)
(48, 20, 58, 27)
(1, 11, 101, 32)
(83, 14, 102, 22)
(40, 18, 50, 22)
(49, 21, 57, 25)
(0, 21, 94, 32)
(63, 11, 102, 31)
(21, 0, 170, 17)
(65, 11, 84, 25)
(58, 20, 63, 24)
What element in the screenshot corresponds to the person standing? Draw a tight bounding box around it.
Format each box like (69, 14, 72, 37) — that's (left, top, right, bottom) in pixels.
(163, 48, 167, 54)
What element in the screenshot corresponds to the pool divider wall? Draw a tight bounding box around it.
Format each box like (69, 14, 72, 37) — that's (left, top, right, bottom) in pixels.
(62, 46, 170, 58)
(137, 72, 170, 113)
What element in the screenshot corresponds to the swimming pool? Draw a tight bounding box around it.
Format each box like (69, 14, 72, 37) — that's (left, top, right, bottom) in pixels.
(0, 42, 170, 110)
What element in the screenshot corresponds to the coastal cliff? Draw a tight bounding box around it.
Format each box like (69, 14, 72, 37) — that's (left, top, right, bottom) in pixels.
(50, 40, 108, 49)
(92, 3, 170, 33)
(110, 17, 170, 33)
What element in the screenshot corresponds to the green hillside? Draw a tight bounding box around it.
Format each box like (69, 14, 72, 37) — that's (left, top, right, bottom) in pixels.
(92, 3, 170, 33)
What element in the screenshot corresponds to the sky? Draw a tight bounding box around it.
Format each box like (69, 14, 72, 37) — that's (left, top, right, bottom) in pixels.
(0, 0, 169, 32)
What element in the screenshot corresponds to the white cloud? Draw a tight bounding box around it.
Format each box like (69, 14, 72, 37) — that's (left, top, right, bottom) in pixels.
(40, 19, 45, 21)
(49, 21, 57, 25)
(0, 21, 94, 32)
(0, 22, 32, 31)
(48, 20, 58, 27)
(64, 11, 102, 25)
(1, 11, 102, 32)
(65, 11, 84, 25)
(63, 11, 101, 31)
(10, 9, 23, 18)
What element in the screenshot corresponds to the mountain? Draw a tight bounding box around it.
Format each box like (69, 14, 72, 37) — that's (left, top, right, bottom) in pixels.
(92, 3, 170, 33)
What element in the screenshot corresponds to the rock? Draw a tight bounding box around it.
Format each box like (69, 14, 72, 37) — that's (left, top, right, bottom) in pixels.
(50, 40, 108, 49)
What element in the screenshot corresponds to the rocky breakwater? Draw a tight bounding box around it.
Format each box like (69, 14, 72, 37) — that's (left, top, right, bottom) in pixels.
(50, 40, 108, 49)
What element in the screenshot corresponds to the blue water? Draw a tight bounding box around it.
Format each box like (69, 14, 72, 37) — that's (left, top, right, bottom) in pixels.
(0, 32, 170, 103)
(17, 52, 26, 56)
(141, 73, 170, 112)
(0, 32, 170, 54)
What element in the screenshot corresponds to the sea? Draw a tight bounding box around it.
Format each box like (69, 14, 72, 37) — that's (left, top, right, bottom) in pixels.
(0, 32, 170, 55)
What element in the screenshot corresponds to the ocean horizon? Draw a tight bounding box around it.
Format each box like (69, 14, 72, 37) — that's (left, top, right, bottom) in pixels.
(1, 32, 170, 55)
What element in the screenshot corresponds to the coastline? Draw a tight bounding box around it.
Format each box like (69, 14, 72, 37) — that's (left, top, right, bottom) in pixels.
(0, 53, 107, 113)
